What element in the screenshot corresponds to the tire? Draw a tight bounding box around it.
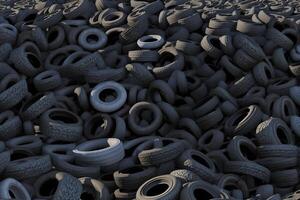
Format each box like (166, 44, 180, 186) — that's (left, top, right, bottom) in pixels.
(63, 0, 96, 20)
(78, 28, 107, 51)
(90, 81, 127, 113)
(180, 180, 222, 200)
(83, 113, 113, 139)
(219, 35, 235, 56)
(6, 135, 43, 154)
(136, 175, 182, 200)
(217, 174, 249, 198)
(170, 169, 200, 183)
(236, 19, 266, 36)
(0, 111, 22, 141)
(268, 77, 297, 96)
(232, 49, 258, 71)
(128, 102, 163, 136)
(114, 165, 157, 190)
(272, 96, 297, 123)
(177, 149, 217, 183)
(152, 46, 184, 78)
(255, 117, 295, 145)
(201, 35, 223, 59)
(252, 62, 275, 86)
(198, 129, 224, 151)
(257, 144, 298, 158)
(228, 73, 255, 97)
(114, 189, 136, 200)
(227, 136, 257, 161)
(137, 35, 165, 49)
(8, 42, 42, 77)
(19, 92, 56, 121)
(34, 171, 82, 200)
(33, 70, 62, 92)
(138, 138, 184, 166)
(175, 40, 201, 55)
(0, 74, 28, 111)
(79, 177, 110, 200)
(128, 50, 159, 62)
(73, 138, 125, 166)
(101, 10, 126, 29)
(256, 157, 297, 171)
(272, 48, 289, 71)
(0, 151, 10, 174)
(266, 28, 294, 50)
(52, 157, 101, 178)
(43, 143, 75, 161)
(0, 178, 31, 200)
(193, 96, 220, 118)
(224, 161, 271, 182)
(5, 155, 52, 180)
(0, 23, 17, 45)
(271, 169, 299, 187)
(224, 105, 263, 136)
(256, 184, 274, 199)
(40, 108, 83, 142)
(233, 33, 266, 61)
(0, 43, 13, 62)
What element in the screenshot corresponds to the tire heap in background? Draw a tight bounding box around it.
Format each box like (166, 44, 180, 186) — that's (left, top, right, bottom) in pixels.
(2, 0, 300, 199)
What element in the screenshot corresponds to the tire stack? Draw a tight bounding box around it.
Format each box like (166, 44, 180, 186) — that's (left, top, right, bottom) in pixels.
(1, 0, 300, 199)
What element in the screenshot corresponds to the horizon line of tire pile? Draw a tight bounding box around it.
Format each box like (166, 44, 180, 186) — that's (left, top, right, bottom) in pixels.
(2, 0, 300, 199)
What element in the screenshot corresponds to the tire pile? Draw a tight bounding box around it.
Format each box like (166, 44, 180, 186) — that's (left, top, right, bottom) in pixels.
(2, 0, 300, 199)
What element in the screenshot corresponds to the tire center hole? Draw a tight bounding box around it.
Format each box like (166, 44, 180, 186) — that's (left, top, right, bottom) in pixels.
(146, 183, 169, 196)
(99, 89, 117, 102)
(49, 112, 78, 124)
(87, 34, 99, 43)
(40, 178, 58, 196)
(240, 144, 256, 160)
(27, 53, 41, 68)
(193, 188, 213, 199)
(120, 166, 144, 174)
(81, 192, 95, 200)
(233, 109, 249, 126)
(144, 37, 157, 42)
(191, 154, 210, 168)
(276, 126, 288, 144)
(48, 30, 58, 42)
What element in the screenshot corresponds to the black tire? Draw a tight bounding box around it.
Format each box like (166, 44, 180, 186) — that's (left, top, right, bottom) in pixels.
(138, 138, 184, 166)
(114, 165, 157, 190)
(40, 108, 83, 142)
(0, 111, 22, 141)
(5, 155, 52, 180)
(0, 74, 28, 111)
(79, 177, 111, 200)
(34, 171, 82, 200)
(256, 117, 295, 145)
(177, 149, 217, 183)
(180, 180, 222, 200)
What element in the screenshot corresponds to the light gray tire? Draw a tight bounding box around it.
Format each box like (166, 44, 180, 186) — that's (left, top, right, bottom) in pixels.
(73, 138, 125, 166)
(78, 28, 108, 51)
(0, 178, 30, 200)
(136, 175, 182, 200)
(90, 81, 127, 113)
(170, 169, 200, 183)
(137, 35, 165, 49)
